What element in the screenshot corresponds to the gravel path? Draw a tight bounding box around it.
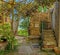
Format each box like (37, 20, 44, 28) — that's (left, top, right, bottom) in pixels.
(6, 36, 56, 55)
(16, 36, 39, 55)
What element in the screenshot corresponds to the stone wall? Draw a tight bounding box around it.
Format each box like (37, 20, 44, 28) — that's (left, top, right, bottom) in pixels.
(29, 12, 51, 36)
(54, 2, 60, 47)
(58, 2, 60, 47)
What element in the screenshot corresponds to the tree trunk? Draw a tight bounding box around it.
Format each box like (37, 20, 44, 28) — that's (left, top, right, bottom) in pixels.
(11, 15, 14, 34)
(11, 6, 14, 35)
(14, 17, 20, 35)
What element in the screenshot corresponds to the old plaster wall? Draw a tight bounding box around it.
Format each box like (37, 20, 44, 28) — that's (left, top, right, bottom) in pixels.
(58, 2, 60, 47)
(54, 2, 60, 47)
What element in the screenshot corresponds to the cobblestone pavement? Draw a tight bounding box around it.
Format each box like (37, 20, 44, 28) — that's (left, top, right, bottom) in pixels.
(6, 36, 56, 55)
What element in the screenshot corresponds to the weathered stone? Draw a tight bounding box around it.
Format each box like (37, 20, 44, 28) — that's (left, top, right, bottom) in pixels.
(54, 2, 60, 47)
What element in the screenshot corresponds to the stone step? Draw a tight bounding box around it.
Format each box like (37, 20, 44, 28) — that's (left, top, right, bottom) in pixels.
(43, 30, 53, 32)
(42, 29, 56, 49)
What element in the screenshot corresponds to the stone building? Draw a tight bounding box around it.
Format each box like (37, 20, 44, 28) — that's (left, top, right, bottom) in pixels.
(29, 11, 51, 37)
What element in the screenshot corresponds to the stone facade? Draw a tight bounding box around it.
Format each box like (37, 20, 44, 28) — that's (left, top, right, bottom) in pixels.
(29, 12, 51, 36)
(58, 2, 60, 47)
(53, 2, 60, 47)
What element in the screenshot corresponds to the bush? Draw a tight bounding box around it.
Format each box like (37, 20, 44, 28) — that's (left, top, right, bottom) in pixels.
(0, 23, 18, 54)
(18, 29, 28, 36)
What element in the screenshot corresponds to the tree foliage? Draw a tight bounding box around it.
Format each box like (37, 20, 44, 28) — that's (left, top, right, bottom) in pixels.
(20, 17, 30, 30)
(0, 0, 57, 17)
(0, 0, 57, 35)
(35, 0, 56, 7)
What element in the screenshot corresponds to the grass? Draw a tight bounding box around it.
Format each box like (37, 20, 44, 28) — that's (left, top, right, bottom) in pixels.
(18, 29, 28, 37)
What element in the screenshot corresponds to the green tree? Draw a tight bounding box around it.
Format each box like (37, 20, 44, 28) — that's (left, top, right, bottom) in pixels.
(35, 0, 56, 7)
(0, 0, 37, 35)
(20, 17, 30, 30)
(0, 0, 56, 35)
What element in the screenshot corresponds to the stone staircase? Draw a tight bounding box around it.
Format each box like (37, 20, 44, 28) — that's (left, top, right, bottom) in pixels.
(42, 29, 57, 50)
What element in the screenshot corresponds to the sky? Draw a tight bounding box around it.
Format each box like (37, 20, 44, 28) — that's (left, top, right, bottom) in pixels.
(4, 0, 33, 3)
(15, 0, 33, 2)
